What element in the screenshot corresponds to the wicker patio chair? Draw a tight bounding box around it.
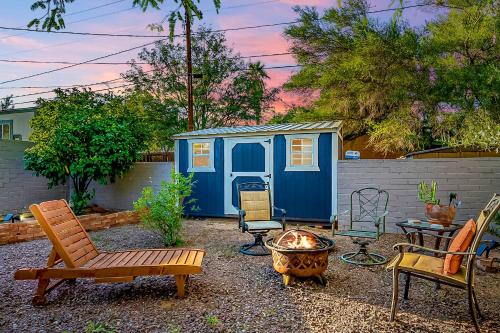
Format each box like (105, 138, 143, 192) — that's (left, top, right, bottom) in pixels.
(333, 187, 389, 265)
(387, 194, 500, 333)
(237, 182, 286, 256)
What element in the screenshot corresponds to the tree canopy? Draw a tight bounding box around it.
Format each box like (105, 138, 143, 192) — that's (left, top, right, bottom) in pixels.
(123, 27, 278, 149)
(276, 0, 499, 153)
(24, 89, 149, 213)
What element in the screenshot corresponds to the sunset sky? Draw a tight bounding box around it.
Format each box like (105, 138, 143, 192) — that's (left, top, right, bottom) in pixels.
(0, 0, 444, 113)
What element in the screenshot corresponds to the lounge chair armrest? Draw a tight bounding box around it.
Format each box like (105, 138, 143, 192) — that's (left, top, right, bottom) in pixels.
(393, 242, 476, 256)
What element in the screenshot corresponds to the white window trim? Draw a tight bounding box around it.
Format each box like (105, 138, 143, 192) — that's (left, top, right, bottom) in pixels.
(187, 138, 215, 172)
(284, 133, 320, 172)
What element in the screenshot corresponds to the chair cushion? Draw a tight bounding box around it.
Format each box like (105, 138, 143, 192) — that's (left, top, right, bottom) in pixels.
(240, 191, 271, 221)
(336, 230, 378, 239)
(387, 252, 466, 286)
(245, 220, 282, 231)
(444, 219, 476, 275)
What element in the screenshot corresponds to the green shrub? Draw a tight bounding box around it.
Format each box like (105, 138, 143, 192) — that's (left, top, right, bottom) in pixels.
(134, 170, 195, 246)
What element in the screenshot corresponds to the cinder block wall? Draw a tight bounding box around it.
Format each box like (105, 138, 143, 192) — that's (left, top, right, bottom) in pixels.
(337, 158, 500, 233)
(89, 162, 173, 211)
(0, 141, 68, 215)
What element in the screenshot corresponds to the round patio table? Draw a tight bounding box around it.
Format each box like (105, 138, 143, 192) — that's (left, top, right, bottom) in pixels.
(395, 220, 462, 299)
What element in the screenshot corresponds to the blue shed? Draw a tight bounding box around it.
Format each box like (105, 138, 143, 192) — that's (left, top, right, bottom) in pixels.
(173, 121, 343, 223)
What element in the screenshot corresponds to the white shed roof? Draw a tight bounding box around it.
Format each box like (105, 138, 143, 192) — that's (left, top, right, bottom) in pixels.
(173, 121, 342, 139)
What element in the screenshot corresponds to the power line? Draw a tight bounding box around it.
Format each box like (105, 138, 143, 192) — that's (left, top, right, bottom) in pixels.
(0, 0, 129, 41)
(7, 64, 302, 102)
(0, 52, 292, 66)
(0, 39, 164, 85)
(0, 4, 441, 39)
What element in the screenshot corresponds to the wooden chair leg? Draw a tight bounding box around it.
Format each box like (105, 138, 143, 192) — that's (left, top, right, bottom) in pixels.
(175, 275, 188, 299)
(32, 279, 50, 306)
(468, 285, 481, 333)
(390, 270, 399, 321)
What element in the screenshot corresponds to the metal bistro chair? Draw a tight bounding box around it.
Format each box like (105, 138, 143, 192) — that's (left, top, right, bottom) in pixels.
(387, 194, 500, 333)
(237, 182, 286, 256)
(333, 187, 389, 265)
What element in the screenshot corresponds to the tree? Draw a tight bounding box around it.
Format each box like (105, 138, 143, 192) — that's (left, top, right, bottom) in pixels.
(278, 0, 499, 154)
(0, 95, 14, 111)
(123, 27, 277, 136)
(28, 0, 222, 132)
(24, 89, 149, 214)
(282, 1, 424, 142)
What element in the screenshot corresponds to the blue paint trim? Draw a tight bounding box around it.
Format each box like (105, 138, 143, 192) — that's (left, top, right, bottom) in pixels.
(231, 142, 265, 172)
(179, 138, 225, 216)
(273, 133, 332, 220)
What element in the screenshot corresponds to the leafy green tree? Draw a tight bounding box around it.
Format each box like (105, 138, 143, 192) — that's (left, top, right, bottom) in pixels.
(282, 1, 424, 142)
(279, 0, 499, 153)
(123, 27, 278, 132)
(24, 89, 149, 214)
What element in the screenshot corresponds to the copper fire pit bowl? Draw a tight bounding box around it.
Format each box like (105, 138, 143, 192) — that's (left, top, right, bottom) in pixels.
(265, 229, 335, 286)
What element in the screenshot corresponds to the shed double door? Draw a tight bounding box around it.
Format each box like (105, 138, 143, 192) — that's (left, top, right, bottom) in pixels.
(223, 137, 273, 215)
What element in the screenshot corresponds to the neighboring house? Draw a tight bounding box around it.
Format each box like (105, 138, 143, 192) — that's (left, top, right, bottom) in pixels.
(0, 107, 35, 141)
(174, 121, 343, 222)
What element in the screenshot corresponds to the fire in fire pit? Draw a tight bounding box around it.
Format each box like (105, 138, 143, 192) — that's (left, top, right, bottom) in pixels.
(265, 229, 335, 286)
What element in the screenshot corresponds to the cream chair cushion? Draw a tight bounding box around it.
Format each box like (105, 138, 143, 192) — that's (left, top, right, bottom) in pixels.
(240, 190, 271, 221)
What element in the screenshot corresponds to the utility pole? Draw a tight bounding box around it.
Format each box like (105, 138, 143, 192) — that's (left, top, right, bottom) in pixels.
(185, 9, 194, 132)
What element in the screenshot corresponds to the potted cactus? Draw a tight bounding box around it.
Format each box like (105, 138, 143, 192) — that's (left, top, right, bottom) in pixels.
(418, 181, 458, 226)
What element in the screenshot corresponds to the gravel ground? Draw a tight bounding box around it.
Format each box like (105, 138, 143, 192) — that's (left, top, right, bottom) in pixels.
(0, 219, 499, 333)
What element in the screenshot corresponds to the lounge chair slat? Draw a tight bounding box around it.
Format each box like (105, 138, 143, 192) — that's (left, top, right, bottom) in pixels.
(66, 237, 92, 254)
(168, 250, 183, 264)
(87, 253, 115, 268)
(117, 251, 139, 266)
(84, 253, 106, 267)
(135, 250, 153, 266)
(74, 251, 99, 267)
(94, 252, 121, 268)
(126, 251, 148, 266)
(185, 250, 197, 266)
(60, 231, 87, 247)
(144, 251, 162, 265)
(152, 251, 169, 265)
(52, 219, 79, 233)
(160, 250, 175, 265)
(194, 251, 204, 267)
(107, 252, 132, 267)
(177, 250, 190, 265)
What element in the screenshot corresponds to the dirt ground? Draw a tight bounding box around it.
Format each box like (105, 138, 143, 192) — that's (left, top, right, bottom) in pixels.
(0, 219, 499, 333)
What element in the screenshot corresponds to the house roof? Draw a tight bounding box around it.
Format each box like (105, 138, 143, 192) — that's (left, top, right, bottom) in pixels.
(0, 107, 36, 115)
(173, 121, 342, 139)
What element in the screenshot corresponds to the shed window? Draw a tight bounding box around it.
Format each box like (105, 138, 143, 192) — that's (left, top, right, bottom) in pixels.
(188, 139, 215, 172)
(285, 134, 320, 171)
(192, 142, 210, 167)
(0, 120, 12, 140)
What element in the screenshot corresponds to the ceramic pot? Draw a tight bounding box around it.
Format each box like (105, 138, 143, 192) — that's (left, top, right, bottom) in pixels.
(425, 203, 456, 227)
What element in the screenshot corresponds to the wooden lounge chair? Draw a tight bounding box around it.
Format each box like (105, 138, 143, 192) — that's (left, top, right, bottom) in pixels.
(14, 200, 205, 305)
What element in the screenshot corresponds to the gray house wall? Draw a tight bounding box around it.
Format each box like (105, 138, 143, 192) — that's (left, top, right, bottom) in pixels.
(0, 141, 68, 215)
(337, 158, 500, 233)
(89, 162, 173, 211)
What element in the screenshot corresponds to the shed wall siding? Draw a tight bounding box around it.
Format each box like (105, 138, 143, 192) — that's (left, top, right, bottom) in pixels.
(273, 133, 332, 220)
(179, 138, 225, 216)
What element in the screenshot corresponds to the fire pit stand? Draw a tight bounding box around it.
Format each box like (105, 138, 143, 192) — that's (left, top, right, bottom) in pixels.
(265, 230, 335, 286)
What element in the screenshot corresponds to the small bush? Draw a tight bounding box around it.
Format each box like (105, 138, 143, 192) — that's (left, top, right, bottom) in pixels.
(205, 315, 220, 327)
(134, 170, 195, 246)
(85, 321, 116, 333)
